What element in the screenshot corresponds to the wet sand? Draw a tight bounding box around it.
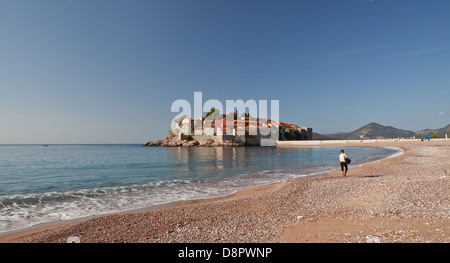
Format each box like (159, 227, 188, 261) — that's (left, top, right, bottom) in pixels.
(1, 140, 449, 243)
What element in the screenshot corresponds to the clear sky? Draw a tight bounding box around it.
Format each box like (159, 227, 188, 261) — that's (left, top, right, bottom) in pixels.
(1, 0, 449, 143)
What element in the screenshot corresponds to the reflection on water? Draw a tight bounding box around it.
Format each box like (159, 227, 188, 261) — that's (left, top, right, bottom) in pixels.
(167, 147, 318, 180)
(165, 146, 395, 182)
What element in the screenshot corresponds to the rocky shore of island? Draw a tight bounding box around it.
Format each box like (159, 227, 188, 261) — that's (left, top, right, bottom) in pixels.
(143, 136, 242, 147)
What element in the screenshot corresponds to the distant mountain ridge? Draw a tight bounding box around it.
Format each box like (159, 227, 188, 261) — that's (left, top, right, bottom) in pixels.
(322, 122, 449, 140)
(415, 124, 450, 138)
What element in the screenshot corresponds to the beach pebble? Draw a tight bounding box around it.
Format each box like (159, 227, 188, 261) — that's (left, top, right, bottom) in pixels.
(67, 236, 80, 243)
(366, 235, 381, 243)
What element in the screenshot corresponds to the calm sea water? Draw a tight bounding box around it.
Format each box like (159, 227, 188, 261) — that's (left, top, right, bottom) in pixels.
(0, 144, 401, 234)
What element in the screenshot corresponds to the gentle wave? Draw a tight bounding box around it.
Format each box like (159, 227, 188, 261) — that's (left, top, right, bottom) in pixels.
(0, 180, 184, 207)
(0, 169, 327, 233)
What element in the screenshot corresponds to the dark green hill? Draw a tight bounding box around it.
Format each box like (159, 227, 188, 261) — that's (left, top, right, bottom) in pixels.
(321, 122, 450, 140)
(347, 122, 416, 139)
(325, 122, 416, 139)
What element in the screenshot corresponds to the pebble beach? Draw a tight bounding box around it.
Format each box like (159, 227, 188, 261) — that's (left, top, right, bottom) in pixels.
(1, 140, 449, 243)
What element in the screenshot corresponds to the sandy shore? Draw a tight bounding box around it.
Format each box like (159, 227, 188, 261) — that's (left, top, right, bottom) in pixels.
(1, 140, 449, 243)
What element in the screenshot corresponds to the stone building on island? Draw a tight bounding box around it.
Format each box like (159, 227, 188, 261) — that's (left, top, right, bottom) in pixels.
(174, 114, 312, 146)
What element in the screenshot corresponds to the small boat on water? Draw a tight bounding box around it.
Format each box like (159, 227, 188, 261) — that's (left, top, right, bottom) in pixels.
(43, 144, 49, 147)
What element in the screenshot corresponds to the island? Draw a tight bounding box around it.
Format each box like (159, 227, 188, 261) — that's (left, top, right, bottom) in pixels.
(144, 109, 312, 147)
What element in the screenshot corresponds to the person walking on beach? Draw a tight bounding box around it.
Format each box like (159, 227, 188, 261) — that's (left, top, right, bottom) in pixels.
(339, 149, 349, 178)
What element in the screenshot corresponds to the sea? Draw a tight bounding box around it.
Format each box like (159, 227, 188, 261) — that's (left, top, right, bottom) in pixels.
(0, 144, 402, 234)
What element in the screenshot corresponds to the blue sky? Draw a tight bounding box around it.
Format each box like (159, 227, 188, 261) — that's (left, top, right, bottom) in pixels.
(1, 0, 449, 143)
